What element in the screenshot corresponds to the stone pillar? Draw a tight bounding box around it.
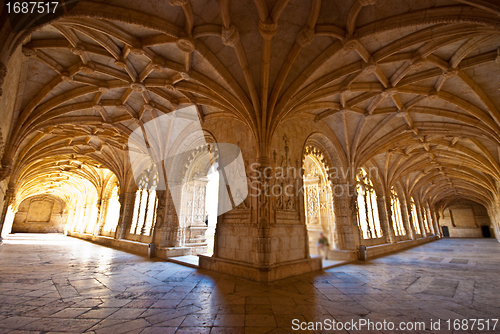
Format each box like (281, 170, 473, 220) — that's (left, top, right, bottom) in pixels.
(152, 190, 166, 244)
(423, 205, 434, 236)
(0, 186, 14, 239)
(0, 185, 14, 240)
(416, 202, 427, 238)
(115, 191, 136, 239)
(256, 158, 272, 266)
(385, 197, 397, 244)
(403, 201, 416, 240)
(329, 184, 344, 250)
(376, 196, 392, 244)
(347, 183, 361, 249)
(158, 184, 182, 247)
(430, 206, 441, 237)
(93, 198, 104, 236)
(198, 154, 321, 281)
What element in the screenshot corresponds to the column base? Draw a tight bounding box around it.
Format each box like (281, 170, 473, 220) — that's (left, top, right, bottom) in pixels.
(156, 246, 192, 258)
(198, 255, 322, 282)
(327, 249, 358, 261)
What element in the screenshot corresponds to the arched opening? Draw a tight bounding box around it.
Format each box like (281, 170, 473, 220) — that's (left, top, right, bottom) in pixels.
(128, 165, 158, 242)
(303, 146, 335, 257)
(11, 195, 66, 233)
(100, 183, 121, 237)
(178, 144, 220, 255)
(204, 163, 220, 255)
(356, 168, 383, 241)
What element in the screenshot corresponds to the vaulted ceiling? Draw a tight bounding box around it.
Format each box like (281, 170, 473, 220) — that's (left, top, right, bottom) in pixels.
(1, 0, 499, 211)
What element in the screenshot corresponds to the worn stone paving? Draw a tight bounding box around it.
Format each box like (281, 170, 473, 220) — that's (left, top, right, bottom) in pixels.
(0, 234, 499, 334)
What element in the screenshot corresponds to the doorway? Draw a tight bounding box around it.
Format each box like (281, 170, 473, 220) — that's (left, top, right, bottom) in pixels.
(303, 147, 335, 256)
(203, 164, 219, 255)
(481, 226, 491, 238)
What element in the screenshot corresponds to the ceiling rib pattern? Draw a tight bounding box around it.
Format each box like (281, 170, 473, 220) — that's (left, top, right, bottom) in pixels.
(0, 0, 498, 211)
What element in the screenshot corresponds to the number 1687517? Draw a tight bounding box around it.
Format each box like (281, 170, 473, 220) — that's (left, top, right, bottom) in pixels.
(6, 2, 59, 14)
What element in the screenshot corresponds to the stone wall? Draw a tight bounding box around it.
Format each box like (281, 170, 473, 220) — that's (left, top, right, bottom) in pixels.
(440, 201, 492, 238)
(12, 195, 66, 233)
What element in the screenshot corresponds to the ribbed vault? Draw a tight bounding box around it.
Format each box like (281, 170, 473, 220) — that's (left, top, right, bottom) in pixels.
(0, 0, 499, 220)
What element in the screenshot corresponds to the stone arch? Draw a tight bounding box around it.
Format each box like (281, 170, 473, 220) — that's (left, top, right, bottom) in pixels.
(302, 132, 346, 255)
(162, 128, 220, 255)
(99, 173, 121, 237)
(12, 194, 66, 233)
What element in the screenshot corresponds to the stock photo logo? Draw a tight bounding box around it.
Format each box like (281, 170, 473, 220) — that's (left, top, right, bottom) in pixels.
(4, 0, 81, 33)
(127, 105, 248, 218)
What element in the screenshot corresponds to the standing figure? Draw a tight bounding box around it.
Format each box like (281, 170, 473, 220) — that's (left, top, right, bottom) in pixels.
(317, 232, 329, 258)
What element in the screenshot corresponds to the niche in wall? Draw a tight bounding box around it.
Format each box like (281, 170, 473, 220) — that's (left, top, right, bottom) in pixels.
(440, 200, 492, 238)
(12, 195, 66, 233)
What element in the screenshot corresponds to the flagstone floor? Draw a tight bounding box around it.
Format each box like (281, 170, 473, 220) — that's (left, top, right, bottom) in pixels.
(0, 234, 499, 333)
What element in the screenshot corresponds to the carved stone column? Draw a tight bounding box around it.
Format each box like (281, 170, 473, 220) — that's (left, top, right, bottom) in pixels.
(0, 187, 15, 239)
(424, 205, 435, 236)
(384, 197, 397, 244)
(93, 199, 104, 236)
(0, 62, 6, 98)
(430, 207, 441, 237)
(159, 184, 182, 247)
(402, 201, 416, 240)
(152, 190, 166, 245)
(0, 158, 13, 183)
(416, 203, 428, 238)
(376, 197, 391, 243)
(256, 157, 272, 266)
(115, 192, 136, 239)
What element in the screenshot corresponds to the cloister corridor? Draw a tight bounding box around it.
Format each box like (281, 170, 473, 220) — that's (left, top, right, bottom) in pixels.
(0, 234, 498, 334)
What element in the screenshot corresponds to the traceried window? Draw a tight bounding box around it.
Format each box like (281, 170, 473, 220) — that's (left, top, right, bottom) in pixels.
(356, 169, 383, 239)
(390, 187, 406, 236)
(130, 165, 159, 236)
(410, 197, 421, 235)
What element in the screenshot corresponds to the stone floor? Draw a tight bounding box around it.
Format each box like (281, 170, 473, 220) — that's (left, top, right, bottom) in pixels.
(0, 234, 499, 334)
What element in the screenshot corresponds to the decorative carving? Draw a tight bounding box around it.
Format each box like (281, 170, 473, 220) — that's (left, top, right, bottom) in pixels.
(297, 26, 315, 47)
(70, 45, 86, 56)
(60, 72, 73, 82)
(165, 82, 176, 91)
(381, 88, 397, 98)
(0, 62, 6, 96)
(343, 38, 359, 52)
(176, 38, 196, 53)
(363, 58, 377, 74)
(130, 48, 145, 56)
(22, 46, 37, 58)
(114, 59, 127, 69)
(180, 72, 190, 80)
(130, 83, 145, 92)
(259, 20, 278, 40)
(275, 134, 296, 212)
(443, 69, 458, 79)
(0, 62, 7, 86)
(0, 129, 3, 159)
(221, 25, 240, 47)
(0, 158, 14, 181)
(79, 64, 95, 74)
